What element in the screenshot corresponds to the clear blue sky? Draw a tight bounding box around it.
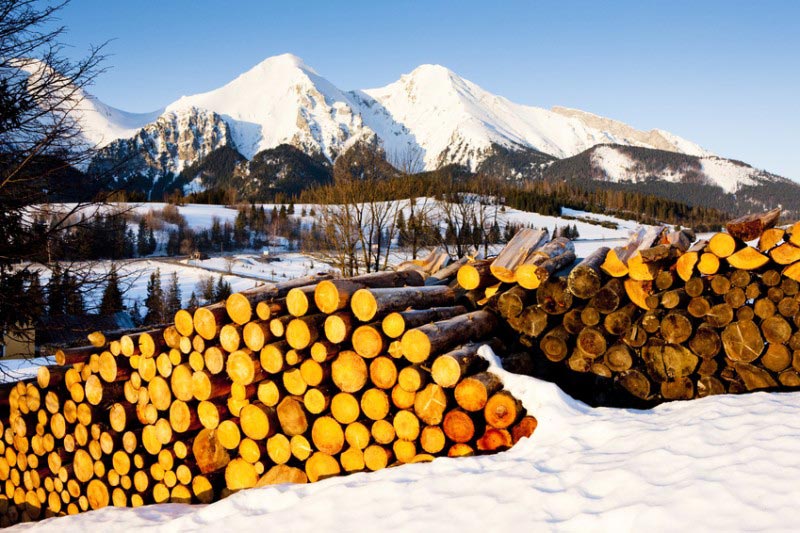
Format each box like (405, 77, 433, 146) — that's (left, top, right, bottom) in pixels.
(54, 0, 799, 180)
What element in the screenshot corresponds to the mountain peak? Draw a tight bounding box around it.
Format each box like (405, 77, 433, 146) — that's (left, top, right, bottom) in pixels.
(249, 53, 316, 74)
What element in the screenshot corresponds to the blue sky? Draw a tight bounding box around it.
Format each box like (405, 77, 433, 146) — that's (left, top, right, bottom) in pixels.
(55, 0, 799, 179)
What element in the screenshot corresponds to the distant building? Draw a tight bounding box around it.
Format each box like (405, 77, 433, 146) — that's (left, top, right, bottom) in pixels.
(1, 323, 36, 358)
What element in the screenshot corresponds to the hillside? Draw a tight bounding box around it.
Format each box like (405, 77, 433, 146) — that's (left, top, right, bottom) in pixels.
(538, 144, 800, 217)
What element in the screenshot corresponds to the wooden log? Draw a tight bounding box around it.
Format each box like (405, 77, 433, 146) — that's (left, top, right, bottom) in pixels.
(783, 262, 800, 283)
(641, 340, 698, 382)
(260, 341, 289, 374)
(431, 344, 487, 388)
(400, 310, 498, 364)
(725, 208, 781, 241)
(567, 247, 610, 299)
(721, 320, 764, 363)
(330, 392, 360, 424)
(515, 238, 576, 289)
(601, 226, 664, 277)
(393, 409, 421, 441)
(442, 409, 476, 443)
(286, 286, 318, 317)
(225, 274, 334, 324)
(734, 362, 778, 391)
(323, 312, 354, 344)
(660, 378, 694, 401)
(727, 246, 769, 270)
(361, 388, 390, 421)
(193, 304, 228, 341)
(420, 425, 446, 454)
(616, 369, 652, 400)
(511, 415, 538, 444)
(489, 228, 549, 283)
(369, 356, 398, 390)
(590, 278, 626, 314)
(454, 371, 502, 412)
(242, 321, 272, 352)
(604, 344, 633, 372)
(286, 315, 325, 351)
(689, 326, 722, 359)
(697, 252, 720, 275)
(660, 311, 693, 344)
(331, 351, 368, 393)
(476, 428, 513, 451)
(484, 391, 522, 429)
(708, 232, 740, 258)
(381, 306, 467, 339)
(539, 326, 571, 362)
(697, 376, 726, 397)
(535, 277, 573, 315)
(414, 384, 448, 425)
(758, 227, 785, 252)
(226, 349, 263, 386)
(311, 416, 344, 456)
(314, 271, 425, 314)
(398, 365, 428, 392)
(457, 260, 495, 290)
(350, 285, 455, 322)
(496, 285, 530, 319)
(256, 300, 285, 322)
(512, 305, 550, 337)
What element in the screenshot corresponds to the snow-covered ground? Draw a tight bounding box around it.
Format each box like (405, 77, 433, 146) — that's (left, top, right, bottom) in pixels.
(10, 346, 800, 532)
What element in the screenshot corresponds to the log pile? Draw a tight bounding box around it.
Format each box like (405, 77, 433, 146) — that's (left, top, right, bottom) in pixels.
(0, 269, 535, 525)
(458, 208, 800, 404)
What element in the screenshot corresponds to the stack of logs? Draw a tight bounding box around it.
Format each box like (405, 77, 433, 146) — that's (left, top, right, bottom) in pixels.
(458, 207, 800, 403)
(0, 265, 536, 526)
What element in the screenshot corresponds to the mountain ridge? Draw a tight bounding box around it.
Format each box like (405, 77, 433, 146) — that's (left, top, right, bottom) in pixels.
(82, 53, 714, 173)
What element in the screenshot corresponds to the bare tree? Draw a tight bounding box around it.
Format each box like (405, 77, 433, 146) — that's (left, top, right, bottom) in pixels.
(1, 0, 113, 353)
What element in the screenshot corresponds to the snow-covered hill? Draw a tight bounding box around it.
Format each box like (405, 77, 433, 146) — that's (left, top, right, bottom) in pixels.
(71, 54, 714, 175)
(10, 347, 800, 532)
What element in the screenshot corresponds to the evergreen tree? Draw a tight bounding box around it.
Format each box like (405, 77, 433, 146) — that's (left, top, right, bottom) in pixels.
(198, 276, 215, 302)
(100, 266, 124, 315)
(214, 275, 232, 300)
(488, 221, 501, 244)
(164, 272, 182, 318)
(63, 273, 84, 316)
(234, 210, 248, 248)
(137, 219, 148, 256)
(148, 227, 157, 254)
(129, 299, 143, 326)
(187, 291, 199, 310)
(47, 265, 65, 316)
(27, 273, 45, 320)
(396, 210, 407, 246)
(144, 269, 165, 324)
(288, 203, 295, 215)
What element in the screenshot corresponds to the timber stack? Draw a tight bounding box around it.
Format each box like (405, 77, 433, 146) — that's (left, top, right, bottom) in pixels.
(458, 207, 800, 403)
(0, 253, 535, 525)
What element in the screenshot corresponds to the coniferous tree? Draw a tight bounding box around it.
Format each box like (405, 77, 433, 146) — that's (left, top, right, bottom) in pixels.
(137, 219, 148, 256)
(144, 269, 164, 324)
(198, 275, 215, 302)
(164, 271, 181, 318)
(47, 265, 65, 316)
(100, 266, 124, 315)
(27, 273, 45, 321)
(214, 275, 232, 301)
(63, 273, 84, 316)
(187, 291, 199, 310)
(148, 227, 157, 254)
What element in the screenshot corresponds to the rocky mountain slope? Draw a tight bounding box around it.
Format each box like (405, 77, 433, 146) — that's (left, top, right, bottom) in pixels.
(31, 53, 795, 212)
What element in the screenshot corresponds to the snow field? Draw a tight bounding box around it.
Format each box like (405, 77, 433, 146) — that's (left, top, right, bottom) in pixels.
(10, 346, 800, 532)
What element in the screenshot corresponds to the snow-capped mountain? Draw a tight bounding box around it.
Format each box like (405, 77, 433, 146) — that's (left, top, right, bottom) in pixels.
(79, 54, 714, 175)
(48, 52, 797, 212)
(541, 144, 800, 216)
(164, 54, 373, 161)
